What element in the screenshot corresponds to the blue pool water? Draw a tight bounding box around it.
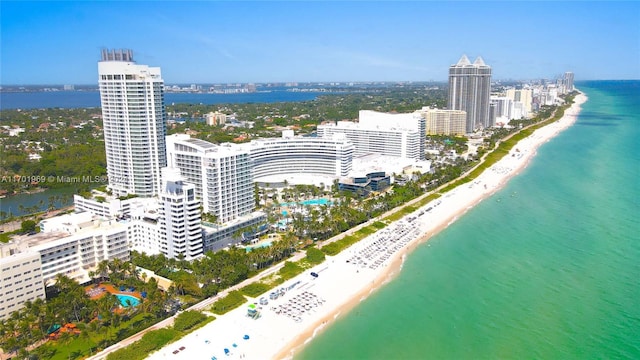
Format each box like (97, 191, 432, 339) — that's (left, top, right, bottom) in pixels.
(282, 198, 332, 207)
(302, 198, 331, 206)
(245, 241, 272, 252)
(116, 294, 140, 307)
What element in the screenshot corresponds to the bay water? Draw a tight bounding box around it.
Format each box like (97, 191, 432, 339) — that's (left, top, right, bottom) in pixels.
(297, 81, 640, 359)
(0, 89, 326, 110)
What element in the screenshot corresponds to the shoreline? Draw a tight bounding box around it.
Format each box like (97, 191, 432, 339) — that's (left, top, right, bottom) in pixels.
(145, 93, 587, 360)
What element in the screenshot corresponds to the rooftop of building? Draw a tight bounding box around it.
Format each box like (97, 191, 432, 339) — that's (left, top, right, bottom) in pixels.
(1, 212, 128, 258)
(167, 134, 249, 156)
(319, 120, 418, 132)
(184, 137, 217, 150)
(202, 210, 266, 233)
(350, 154, 431, 178)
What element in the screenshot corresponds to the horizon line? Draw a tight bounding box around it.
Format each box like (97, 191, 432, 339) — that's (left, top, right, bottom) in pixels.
(1, 79, 637, 88)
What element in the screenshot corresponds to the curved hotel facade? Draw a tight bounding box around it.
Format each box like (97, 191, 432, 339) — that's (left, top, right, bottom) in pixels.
(248, 131, 354, 183)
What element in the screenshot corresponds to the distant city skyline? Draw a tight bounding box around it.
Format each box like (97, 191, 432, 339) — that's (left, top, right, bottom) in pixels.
(1, 1, 639, 85)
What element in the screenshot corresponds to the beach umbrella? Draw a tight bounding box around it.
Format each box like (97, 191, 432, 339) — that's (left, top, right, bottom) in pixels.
(243, 334, 250, 340)
(224, 348, 229, 354)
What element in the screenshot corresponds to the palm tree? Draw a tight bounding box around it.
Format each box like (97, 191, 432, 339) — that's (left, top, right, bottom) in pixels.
(88, 270, 97, 286)
(48, 195, 56, 212)
(176, 253, 187, 269)
(95, 260, 109, 284)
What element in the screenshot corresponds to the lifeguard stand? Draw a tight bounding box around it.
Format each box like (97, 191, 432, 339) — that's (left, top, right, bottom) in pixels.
(247, 304, 261, 319)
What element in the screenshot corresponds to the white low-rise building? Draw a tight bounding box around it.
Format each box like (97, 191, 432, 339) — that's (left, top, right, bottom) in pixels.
(73, 193, 158, 219)
(202, 211, 267, 252)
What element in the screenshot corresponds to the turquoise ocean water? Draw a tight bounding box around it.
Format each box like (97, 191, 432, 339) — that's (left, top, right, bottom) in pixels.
(297, 81, 640, 359)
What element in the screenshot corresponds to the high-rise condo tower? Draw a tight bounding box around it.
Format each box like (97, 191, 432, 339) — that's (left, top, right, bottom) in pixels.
(98, 49, 167, 197)
(448, 55, 492, 133)
(564, 72, 575, 92)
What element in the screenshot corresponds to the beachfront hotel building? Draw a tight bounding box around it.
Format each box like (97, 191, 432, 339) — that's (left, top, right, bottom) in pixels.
(0, 251, 45, 320)
(157, 168, 203, 260)
(317, 111, 425, 161)
(0, 213, 130, 319)
(448, 55, 493, 132)
(98, 49, 167, 197)
(357, 110, 426, 159)
(166, 134, 254, 223)
(417, 107, 467, 135)
(248, 130, 355, 186)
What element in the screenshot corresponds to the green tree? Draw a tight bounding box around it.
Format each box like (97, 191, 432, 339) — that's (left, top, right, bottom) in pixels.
(20, 219, 37, 234)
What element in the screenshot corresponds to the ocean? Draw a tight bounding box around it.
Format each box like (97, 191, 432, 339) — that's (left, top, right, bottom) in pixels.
(0, 89, 326, 110)
(296, 81, 640, 359)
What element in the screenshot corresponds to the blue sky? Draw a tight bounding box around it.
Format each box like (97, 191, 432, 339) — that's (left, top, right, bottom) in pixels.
(1, 1, 639, 84)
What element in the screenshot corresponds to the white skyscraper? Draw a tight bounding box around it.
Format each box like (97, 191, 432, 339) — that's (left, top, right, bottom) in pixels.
(165, 135, 254, 224)
(158, 168, 202, 260)
(448, 55, 492, 132)
(98, 49, 167, 197)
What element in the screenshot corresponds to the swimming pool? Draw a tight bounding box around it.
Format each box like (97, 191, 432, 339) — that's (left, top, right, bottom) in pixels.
(282, 198, 332, 207)
(245, 241, 272, 252)
(302, 198, 331, 206)
(116, 294, 140, 307)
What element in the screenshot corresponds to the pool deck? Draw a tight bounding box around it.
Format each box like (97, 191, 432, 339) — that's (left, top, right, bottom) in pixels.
(84, 283, 142, 301)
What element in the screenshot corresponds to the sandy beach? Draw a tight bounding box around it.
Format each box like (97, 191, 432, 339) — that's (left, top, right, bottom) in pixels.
(146, 93, 587, 360)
